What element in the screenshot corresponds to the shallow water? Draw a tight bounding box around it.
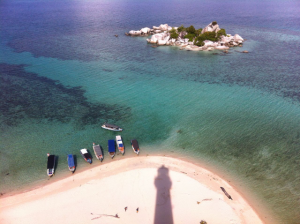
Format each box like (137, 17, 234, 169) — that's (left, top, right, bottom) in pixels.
(1, 0, 300, 223)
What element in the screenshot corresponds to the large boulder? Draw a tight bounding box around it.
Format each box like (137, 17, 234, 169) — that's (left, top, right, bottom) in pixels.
(159, 24, 169, 31)
(203, 40, 215, 47)
(129, 30, 141, 36)
(215, 45, 229, 50)
(140, 27, 150, 34)
(157, 40, 167, 45)
(220, 35, 234, 43)
(201, 22, 221, 34)
(178, 31, 188, 39)
(233, 34, 244, 42)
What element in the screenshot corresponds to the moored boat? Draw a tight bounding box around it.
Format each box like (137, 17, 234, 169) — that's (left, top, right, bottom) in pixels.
(80, 148, 92, 164)
(131, 139, 140, 155)
(116, 135, 125, 155)
(93, 143, 104, 162)
(47, 154, 55, 176)
(101, 123, 123, 132)
(108, 139, 116, 158)
(67, 154, 75, 172)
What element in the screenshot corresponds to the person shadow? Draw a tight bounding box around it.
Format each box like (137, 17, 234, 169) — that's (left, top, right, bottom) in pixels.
(154, 165, 174, 224)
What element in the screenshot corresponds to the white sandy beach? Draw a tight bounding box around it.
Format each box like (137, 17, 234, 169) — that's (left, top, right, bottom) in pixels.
(0, 156, 263, 224)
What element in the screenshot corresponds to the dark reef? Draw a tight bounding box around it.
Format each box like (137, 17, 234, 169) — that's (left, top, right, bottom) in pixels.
(0, 63, 131, 127)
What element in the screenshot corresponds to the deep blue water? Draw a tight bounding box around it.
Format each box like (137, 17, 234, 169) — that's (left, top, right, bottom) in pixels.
(1, 0, 300, 223)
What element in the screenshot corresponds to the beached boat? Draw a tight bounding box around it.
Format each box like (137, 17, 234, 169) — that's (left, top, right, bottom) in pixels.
(80, 148, 92, 164)
(131, 139, 140, 155)
(108, 139, 116, 158)
(67, 154, 75, 172)
(116, 135, 125, 155)
(101, 123, 123, 132)
(47, 154, 55, 177)
(93, 143, 104, 162)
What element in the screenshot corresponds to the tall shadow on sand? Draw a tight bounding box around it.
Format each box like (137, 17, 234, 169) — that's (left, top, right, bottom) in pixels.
(154, 165, 174, 224)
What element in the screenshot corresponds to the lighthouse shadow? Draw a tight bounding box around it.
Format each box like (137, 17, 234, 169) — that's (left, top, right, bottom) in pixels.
(154, 165, 174, 224)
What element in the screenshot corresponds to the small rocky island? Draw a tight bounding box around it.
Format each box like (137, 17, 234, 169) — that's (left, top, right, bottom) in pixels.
(126, 22, 245, 51)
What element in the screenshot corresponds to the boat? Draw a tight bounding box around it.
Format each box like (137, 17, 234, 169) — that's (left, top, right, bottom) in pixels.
(47, 154, 55, 177)
(101, 123, 123, 132)
(80, 148, 92, 164)
(116, 135, 125, 155)
(131, 139, 140, 155)
(93, 143, 104, 162)
(67, 154, 75, 172)
(108, 139, 116, 158)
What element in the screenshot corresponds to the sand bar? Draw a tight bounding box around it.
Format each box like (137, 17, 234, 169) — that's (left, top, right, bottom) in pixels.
(0, 156, 263, 224)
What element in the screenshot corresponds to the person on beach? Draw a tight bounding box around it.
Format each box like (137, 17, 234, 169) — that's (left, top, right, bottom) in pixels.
(115, 214, 119, 218)
(136, 208, 139, 213)
(125, 207, 127, 212)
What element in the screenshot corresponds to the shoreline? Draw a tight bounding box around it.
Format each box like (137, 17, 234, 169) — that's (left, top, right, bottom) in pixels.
(0, 156, 266, 224)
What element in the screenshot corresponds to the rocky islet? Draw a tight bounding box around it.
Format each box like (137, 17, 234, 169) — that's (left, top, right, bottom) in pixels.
(127, 22, 245, 51)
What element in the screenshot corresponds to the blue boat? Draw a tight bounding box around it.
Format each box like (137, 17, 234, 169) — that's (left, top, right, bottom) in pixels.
(108, 139, 116, 158)
(67, 154, 75, 172)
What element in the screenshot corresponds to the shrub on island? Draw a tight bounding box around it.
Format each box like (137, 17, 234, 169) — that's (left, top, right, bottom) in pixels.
(177, 25, 186, 32)
(217, 28, 226, 39)
(170, 27, 179, 39)
(184, 33, 196, 41)
(186, 25, 196, 35)
(212, 21, 218, 26)
(195, 28, 203, 36)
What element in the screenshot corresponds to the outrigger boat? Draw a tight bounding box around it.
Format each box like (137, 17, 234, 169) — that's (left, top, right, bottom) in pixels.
(47, 154, 55, 177)
(93, 143, 104, 162)
(131, 139, 140, 155)
(80, 148, 92, 164)
(101, 123, 123, 132)
(108, 139, 116, 158)
(67, 154, 75, 172)
(116, 135, 125, 155)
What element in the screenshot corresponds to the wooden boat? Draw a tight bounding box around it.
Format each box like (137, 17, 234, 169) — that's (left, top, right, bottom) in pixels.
(67, 154, 75, 172)
(101, 123, 123, 132)
(80, 148, 92, 164)
(93, 143, 104, 162)
(108, 139, 116, 158)
(47, 154, 55, 177)
(116, 135, 124, 155)
(131, 139, 140, 155)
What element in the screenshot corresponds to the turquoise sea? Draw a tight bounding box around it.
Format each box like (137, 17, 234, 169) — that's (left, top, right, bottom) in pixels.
(1, 0, 300, 223)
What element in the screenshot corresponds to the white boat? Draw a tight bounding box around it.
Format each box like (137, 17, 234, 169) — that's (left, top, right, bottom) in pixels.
(80, 148, 92, 164)
(47, 154, 55, 176)
(93, 143, 104, 162)
(101, 123, 123, 132)
(116, 135, 124, 155)
(131, 139, 140, 155)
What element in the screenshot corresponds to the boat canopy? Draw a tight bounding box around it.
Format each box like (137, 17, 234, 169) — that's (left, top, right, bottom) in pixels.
(108, 140, 116, 152)
(47, 155, 55, 168)
(81, 148, 88, 154)
(131, 139, 139, 149)
(104, 123, 120, 129)
(68, 154, 75, 167)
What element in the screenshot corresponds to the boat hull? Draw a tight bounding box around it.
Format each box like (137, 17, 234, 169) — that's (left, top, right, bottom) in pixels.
(93, 144, 104, 162)
(101, 126, 123, 132)
(80, 149, 92, 164)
